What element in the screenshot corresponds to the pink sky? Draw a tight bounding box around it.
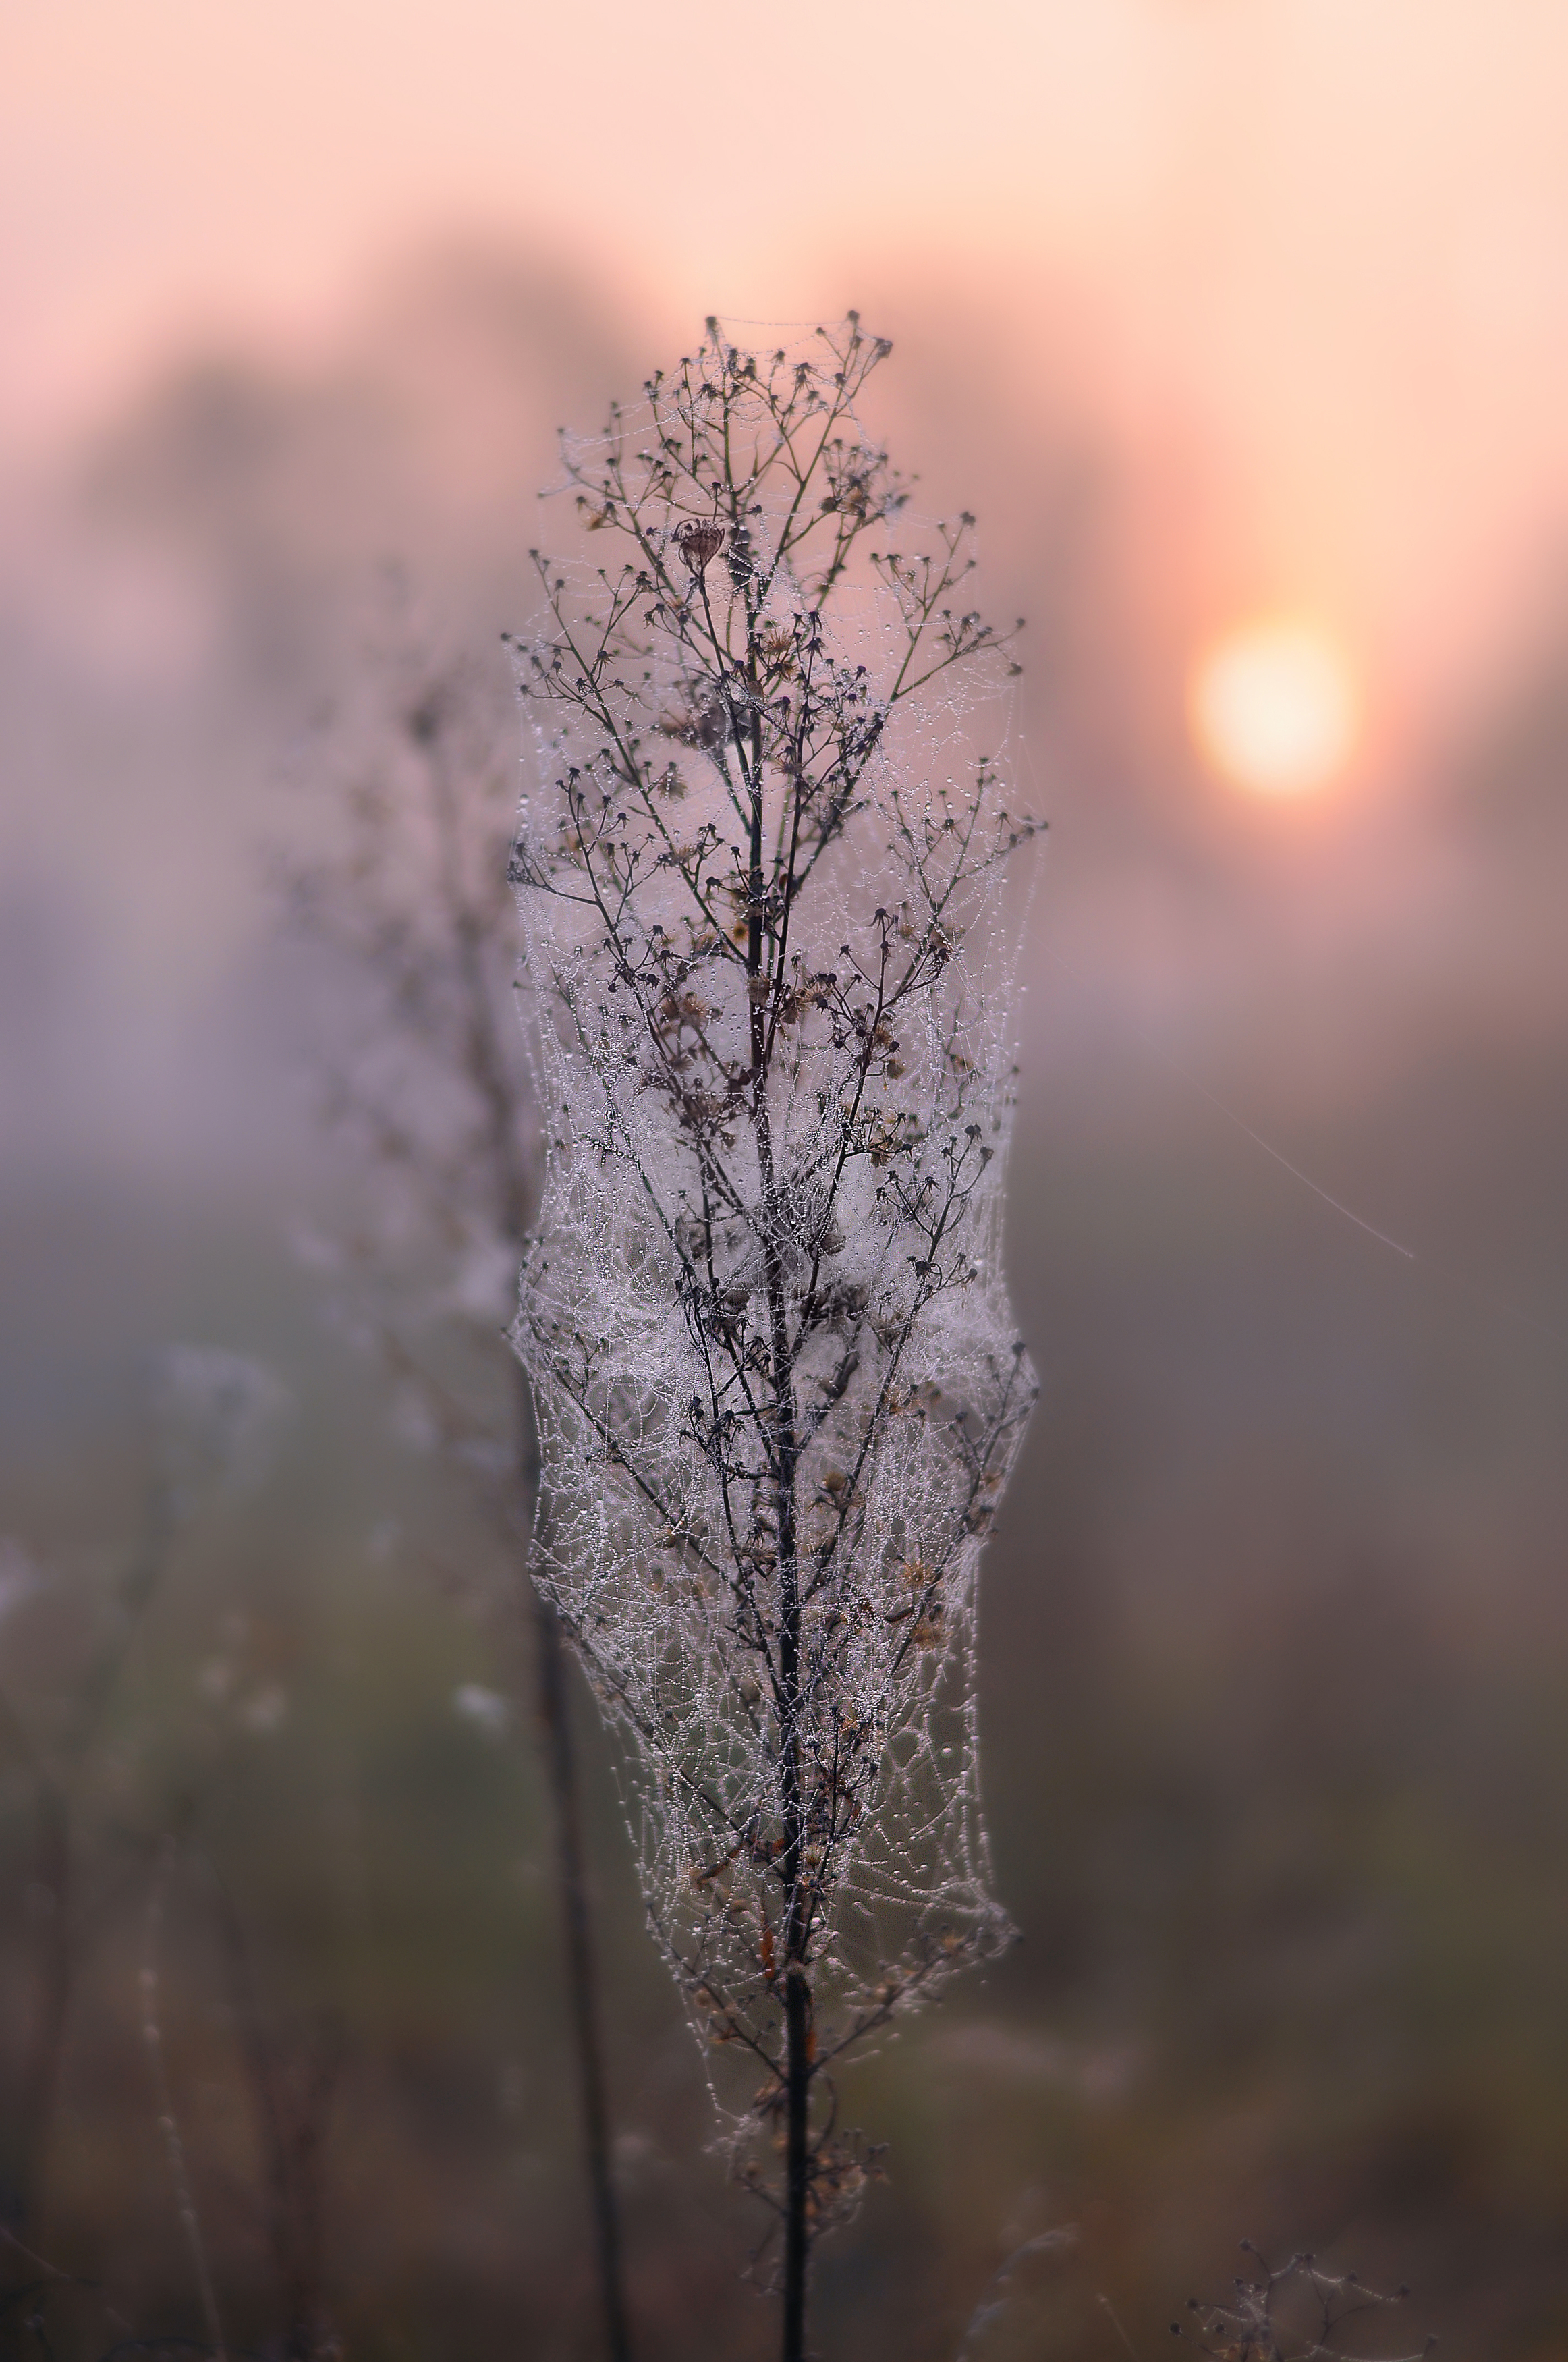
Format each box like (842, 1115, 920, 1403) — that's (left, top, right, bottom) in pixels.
(9, 1, 1568, 738)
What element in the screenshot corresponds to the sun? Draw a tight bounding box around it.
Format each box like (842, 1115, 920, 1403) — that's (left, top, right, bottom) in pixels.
(1189, 617, 1360, 798)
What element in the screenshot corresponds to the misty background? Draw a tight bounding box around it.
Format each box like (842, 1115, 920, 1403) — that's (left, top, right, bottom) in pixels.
(3, 6, 1568, 2357)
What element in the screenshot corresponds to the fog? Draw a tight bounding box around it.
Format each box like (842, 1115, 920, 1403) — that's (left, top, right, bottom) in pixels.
(4, 11, 1568, 2353)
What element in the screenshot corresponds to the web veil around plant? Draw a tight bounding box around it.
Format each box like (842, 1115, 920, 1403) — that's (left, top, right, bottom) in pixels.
(505, 317, 1039, 2207)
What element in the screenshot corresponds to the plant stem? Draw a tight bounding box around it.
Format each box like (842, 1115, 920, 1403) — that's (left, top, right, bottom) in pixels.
(431, 714, 635, 2361)
(773, 1234, 810, 2362)
(782, 1963, 810, 2362)
(748, 742, 811, 2362)
(5, 1727, 71, 2241)
(521, 1363, 633, 2362)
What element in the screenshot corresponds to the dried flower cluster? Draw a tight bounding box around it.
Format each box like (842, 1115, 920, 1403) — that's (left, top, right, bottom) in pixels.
(1177, 2247, 1434, 2362)
(505, 316, 1038, 2345)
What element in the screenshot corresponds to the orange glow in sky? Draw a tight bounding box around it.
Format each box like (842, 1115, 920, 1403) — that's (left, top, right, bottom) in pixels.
(1189, 620, 1361, 800)
(9, 2, 1568, 762)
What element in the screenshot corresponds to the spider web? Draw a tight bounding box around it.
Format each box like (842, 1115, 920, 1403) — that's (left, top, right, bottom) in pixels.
(506, 324, 1038, 2144)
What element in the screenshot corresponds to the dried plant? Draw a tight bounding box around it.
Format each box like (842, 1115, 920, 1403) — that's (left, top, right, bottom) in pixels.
(204, 1863, 342, 2362)
(0, 1348, 287, 2247)
(1175, 2246, 1435, 2362)
(507, 314, 1039, 2359)
(278, 586, 634, 2362)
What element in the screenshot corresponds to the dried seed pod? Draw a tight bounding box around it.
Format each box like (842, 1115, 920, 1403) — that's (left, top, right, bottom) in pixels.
(674, 518, 726, 573)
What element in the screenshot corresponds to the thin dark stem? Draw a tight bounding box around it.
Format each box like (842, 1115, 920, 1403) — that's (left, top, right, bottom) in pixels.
(204, 1865, 338, 2362)
(781, 1966, 810, 2362)
(742, 667, 812, 2362)
(773, 1203, 810, 2362)
(519, 1363, 633, 2362)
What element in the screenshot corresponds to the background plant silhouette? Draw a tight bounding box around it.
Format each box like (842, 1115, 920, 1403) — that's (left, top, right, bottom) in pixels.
(1175, 2246, 1434, 2362)
(0, 1348, 288, 2253)
(279, 589, 634, 2362)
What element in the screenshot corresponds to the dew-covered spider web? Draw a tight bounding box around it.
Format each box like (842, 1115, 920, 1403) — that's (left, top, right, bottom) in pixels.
(505, 319, 1038, 2169)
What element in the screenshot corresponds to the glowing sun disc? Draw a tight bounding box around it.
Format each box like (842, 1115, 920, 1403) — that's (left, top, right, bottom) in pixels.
(1190, 619, 1360, 797)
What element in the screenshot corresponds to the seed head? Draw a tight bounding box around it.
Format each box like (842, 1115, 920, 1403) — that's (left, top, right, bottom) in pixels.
(674, 518, 726, 574)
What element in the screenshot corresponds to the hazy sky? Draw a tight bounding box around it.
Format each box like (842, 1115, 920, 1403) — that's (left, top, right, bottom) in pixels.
(9, 1, 1568, 726)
